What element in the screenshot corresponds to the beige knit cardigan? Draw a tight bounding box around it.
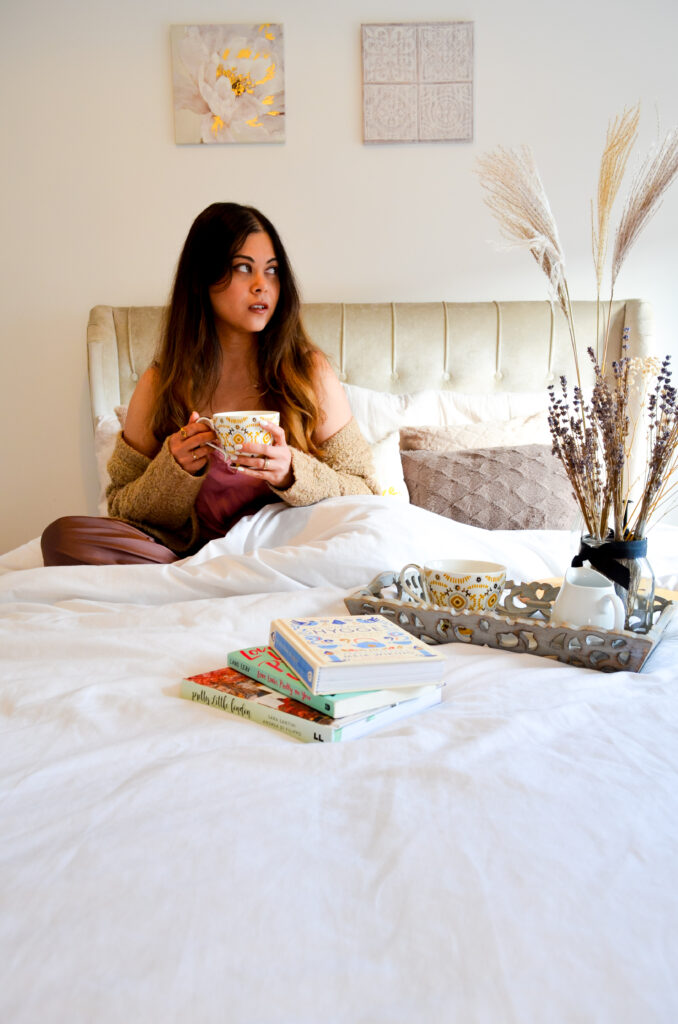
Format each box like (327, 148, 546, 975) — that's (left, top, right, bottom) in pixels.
(106, 417, 380, 554)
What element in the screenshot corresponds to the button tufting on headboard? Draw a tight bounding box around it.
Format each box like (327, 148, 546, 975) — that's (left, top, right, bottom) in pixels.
(441, 301, 453, 384)
(493, 300, 503, 382)
(127, 309, 139, 383)
(390, 303, 397, 378)
(547, 301, 556, 381)
(338, 303, 346, 381)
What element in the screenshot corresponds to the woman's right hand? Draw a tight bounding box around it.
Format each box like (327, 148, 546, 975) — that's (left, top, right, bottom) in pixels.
(168, 411, 216, 475)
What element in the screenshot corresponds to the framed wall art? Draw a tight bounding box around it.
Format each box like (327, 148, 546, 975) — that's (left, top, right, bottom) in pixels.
(362, 22, 473, 143)
(171, 23, 285, 144)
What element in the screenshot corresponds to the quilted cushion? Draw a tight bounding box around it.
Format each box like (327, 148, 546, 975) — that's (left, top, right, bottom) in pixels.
(401, 444, 578, 530)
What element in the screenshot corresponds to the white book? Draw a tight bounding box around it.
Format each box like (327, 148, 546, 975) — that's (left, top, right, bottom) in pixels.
(268, 614, 445, 695)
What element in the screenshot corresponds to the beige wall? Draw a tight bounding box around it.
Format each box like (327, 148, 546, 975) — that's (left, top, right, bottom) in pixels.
(2, 0, 677, 552)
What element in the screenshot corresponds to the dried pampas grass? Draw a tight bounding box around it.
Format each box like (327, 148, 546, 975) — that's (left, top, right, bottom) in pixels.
(476, 107, 678, 375)
(592, 105, 640, 357)
(476, 145, 581, 383)
(611, 125, 678, 287)
(476, 108, 678, 541)
(592, 105, 640, 294)
(475, 145, 567, 310)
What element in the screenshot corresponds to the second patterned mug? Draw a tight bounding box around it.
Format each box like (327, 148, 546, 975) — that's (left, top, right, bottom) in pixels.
(398, 559, 507, 612)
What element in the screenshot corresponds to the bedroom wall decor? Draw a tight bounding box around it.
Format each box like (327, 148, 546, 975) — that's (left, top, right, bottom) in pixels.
(170, 23, 285, 144)
(361, 22, 473, 143)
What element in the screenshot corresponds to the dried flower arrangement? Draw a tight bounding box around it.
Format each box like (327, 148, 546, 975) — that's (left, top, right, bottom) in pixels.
(476, 107, 678, 545)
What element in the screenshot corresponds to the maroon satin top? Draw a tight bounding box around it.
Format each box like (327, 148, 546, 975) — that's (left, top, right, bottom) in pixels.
(194, 454, 276, 542)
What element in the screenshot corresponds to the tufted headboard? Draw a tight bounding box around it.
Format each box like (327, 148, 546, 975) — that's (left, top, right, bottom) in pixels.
(87, 299, 654, 422)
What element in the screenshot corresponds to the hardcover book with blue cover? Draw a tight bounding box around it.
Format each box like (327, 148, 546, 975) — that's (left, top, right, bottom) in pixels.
(268, 614, 445, 694)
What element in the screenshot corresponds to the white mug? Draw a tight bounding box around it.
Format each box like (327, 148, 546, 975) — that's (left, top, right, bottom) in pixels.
(550, 566, 625, 631)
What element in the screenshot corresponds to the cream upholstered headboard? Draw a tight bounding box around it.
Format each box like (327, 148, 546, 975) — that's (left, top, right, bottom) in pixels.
(87, 300, 654, 422)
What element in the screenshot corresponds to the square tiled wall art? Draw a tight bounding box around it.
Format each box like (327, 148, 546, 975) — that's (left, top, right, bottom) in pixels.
(362, 22, 473, 143)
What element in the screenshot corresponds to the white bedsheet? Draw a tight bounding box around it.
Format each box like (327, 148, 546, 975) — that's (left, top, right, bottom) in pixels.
(2, 496, 678, 1024)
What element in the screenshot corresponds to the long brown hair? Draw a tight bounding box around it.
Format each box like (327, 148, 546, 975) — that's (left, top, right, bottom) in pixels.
(151, 203, 324, 455)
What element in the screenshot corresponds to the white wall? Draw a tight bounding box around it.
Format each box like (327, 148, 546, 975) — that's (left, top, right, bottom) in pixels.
(2, 0, 677, 552)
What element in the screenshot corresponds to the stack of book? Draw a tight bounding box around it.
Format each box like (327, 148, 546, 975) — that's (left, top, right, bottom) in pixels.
(180, 614, 447, 743)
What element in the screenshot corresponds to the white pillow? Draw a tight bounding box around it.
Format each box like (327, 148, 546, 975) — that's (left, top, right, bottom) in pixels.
(370, 432, 409, 501)
(433, 389, 548, 424)
(93, 406, 126, 515)
(343, 385, 407, 444)
(93, 414, 120, 515)
(343, 383, 548, 443)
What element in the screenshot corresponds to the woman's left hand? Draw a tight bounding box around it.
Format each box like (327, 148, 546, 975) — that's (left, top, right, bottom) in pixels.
(232, 421, 293, 490)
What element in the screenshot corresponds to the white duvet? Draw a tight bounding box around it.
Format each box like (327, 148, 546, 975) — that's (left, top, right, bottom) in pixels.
(2, 496, 678, 1024)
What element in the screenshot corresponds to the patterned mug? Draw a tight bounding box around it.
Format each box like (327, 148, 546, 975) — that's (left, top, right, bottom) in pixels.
(196, 411, 280, 459)
(399, 559, 507, 612)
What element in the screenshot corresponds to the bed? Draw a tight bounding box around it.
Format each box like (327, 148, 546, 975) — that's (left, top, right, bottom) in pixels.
(2, 299, 677, 1024)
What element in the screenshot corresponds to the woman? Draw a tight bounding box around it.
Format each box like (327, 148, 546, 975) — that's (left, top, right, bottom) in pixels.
(42, 203, 379, 565)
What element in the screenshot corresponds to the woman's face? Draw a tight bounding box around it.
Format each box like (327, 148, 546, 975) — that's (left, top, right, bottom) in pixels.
(208, 231, 281, 340)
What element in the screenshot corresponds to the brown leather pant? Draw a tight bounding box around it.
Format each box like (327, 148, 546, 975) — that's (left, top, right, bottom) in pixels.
(41, 517, 180, 566)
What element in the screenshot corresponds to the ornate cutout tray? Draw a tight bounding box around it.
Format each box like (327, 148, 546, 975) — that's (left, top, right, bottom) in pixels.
(344, 573, 675, 673)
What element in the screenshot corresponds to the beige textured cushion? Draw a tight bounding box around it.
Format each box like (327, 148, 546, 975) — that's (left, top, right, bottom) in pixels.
(399, 413, 551, 453)
(400, 444, 578, 530)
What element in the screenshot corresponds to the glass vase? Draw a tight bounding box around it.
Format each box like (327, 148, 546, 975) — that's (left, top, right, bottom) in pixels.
(572, 533, 655, 633)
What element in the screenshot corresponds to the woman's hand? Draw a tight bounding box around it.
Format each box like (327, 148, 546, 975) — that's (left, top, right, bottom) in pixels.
(168, 412, 216, 475)
(233, 421, 293, 489)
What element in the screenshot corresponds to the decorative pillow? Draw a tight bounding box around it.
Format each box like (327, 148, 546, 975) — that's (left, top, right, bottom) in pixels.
(400, 413, 551, 452)
(400, 444, 578, 530)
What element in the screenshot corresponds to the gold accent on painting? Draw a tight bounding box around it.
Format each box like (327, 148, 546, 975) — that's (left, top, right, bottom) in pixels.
(217, 66, 255, 97)
(255, 64, 275, 86)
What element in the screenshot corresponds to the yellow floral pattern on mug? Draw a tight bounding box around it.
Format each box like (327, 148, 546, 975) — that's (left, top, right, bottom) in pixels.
(427, 568, 505, 612)
(200, 411, 280, 455)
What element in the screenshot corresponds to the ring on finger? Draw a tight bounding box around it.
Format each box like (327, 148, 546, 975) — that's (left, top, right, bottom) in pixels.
(262, 455, 269, 468)
(180, 427, 188, 439)
(192, 450, 198, 461)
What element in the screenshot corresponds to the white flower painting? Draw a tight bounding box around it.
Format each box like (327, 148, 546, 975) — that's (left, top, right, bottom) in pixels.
(171, 24, 285, 144)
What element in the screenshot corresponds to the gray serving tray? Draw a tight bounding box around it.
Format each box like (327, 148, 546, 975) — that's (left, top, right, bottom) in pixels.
(344, 573, 675, 673)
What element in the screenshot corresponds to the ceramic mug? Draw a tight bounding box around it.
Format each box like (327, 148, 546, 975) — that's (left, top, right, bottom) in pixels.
(399, 559, 507, 612)
(196, 411, 280, 459)
(550, 565, 625, 631)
